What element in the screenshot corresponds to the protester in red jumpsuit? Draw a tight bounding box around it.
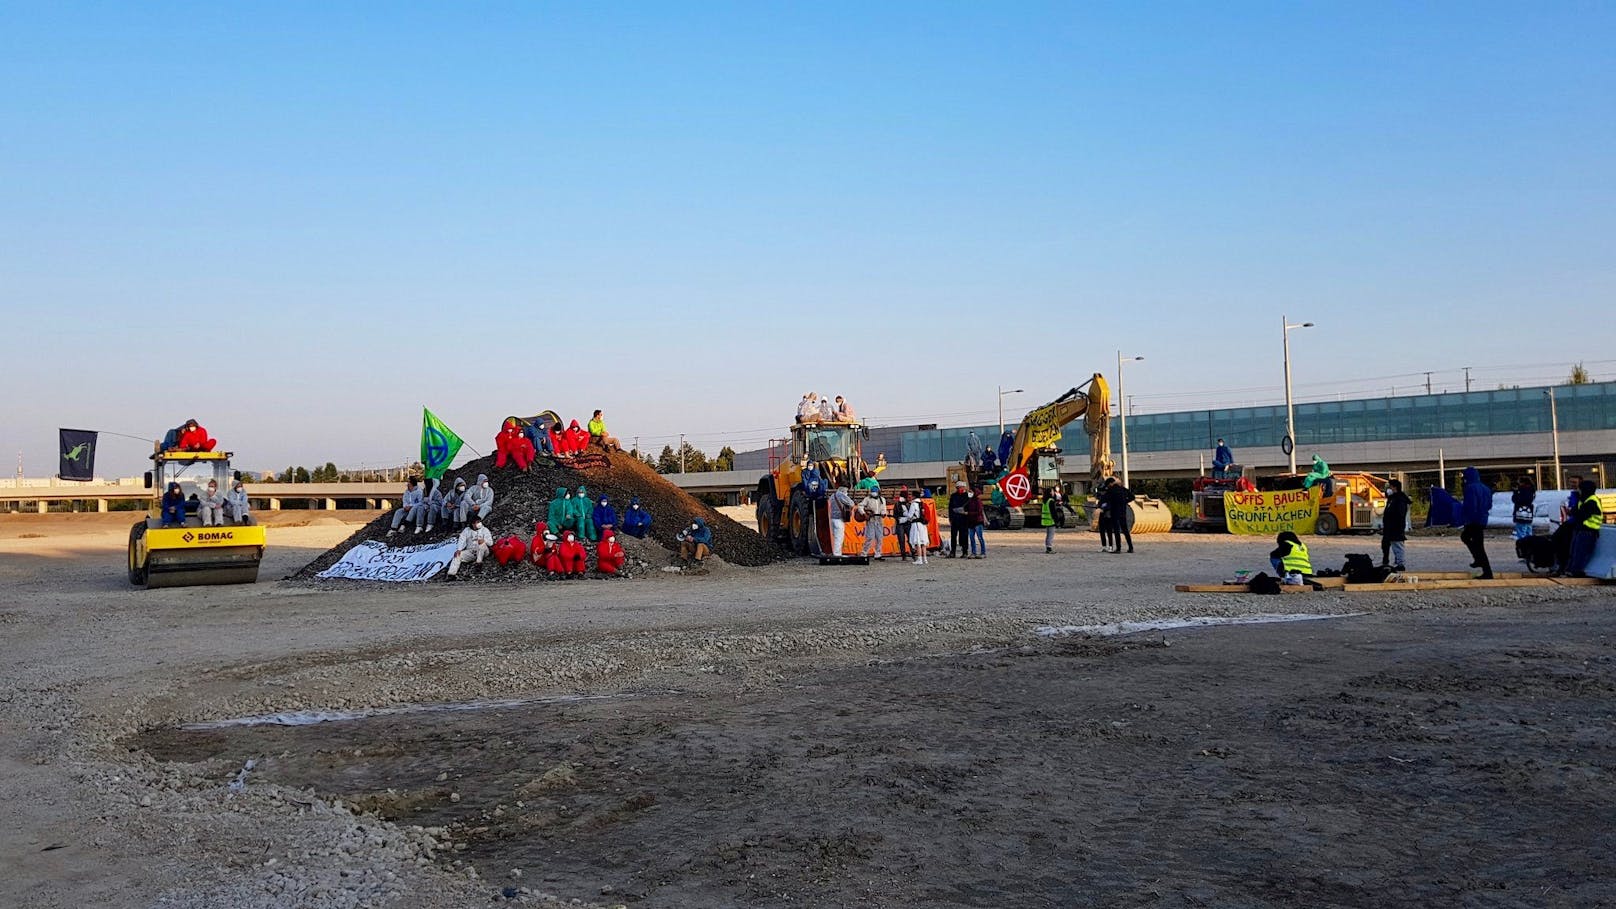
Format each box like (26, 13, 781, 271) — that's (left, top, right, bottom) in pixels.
(549, 422, 572, 458)
(564, 419, 590, 455)
(557, 529, 588, 576)
(492, 535, 527, 565)
(596, 528, 626, 575)
(176, 419, 217, 452)
(494, 418, 536, 470)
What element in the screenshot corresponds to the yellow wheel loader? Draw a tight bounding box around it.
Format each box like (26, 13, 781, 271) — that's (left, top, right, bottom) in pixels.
(127, 450, 266, 587)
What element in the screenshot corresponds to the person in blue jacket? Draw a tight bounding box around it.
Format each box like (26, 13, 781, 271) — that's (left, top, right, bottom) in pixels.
(525, 418, 555, 457)
(678, 518, 713, 564)
(160, 481, 187, 527)
(592, 494, 618, 538)
(1212, 439, 1234, 478)
(622, 496, 652, 538)
(997, 431, 1015, 469)
(1459, 466, 1494, 579)
(799, 462, 827, 500)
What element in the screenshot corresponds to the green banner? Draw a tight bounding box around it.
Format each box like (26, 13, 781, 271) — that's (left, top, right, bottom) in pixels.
(420, 408, 464, 479)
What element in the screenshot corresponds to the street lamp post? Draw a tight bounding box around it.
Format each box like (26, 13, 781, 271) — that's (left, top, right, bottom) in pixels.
(997, 386, 1024, 438)
(1282, 315, 1315, 474)
(1546, 388, 1562, 488)
(1117, 351, 1143, 488)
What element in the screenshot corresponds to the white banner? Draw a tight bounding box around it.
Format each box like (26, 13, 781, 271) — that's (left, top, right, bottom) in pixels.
(317, 539, 456, 582)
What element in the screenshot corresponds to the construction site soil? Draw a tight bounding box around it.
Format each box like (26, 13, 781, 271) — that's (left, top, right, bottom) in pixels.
(293, 448, 782, 582)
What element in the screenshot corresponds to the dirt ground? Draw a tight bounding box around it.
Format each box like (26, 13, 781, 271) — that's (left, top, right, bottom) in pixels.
(2, 512, 1613, 908)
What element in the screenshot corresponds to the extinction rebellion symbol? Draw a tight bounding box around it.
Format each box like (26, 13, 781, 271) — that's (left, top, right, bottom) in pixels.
(998, 470, 1033, 507)
(423, 426, 452, 470)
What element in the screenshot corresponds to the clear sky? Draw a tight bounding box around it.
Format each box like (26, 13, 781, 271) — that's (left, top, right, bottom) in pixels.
(3, 2, 1612, 479)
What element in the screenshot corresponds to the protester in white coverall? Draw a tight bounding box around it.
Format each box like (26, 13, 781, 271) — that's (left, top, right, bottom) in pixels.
(447, 514, 494, 578)
(441, 478, 466, 529)
(197, 480, 227, 527)
(423, 478, 445, 533)
(461, 473, 494, 523)
(829, 485, 855, 556)
(860, 487, 887, 559)
(388, 478, 424, 535)
(224, 479, 252, 525)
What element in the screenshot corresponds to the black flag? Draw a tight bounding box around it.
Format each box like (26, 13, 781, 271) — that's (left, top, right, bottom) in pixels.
(59, 429, 98, 482)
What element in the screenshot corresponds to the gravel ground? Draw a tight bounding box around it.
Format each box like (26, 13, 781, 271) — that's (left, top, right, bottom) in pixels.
(0, 517, 1607, 908)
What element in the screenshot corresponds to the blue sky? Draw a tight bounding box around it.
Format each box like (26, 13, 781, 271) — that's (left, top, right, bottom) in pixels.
(3, 2, 1612, 478)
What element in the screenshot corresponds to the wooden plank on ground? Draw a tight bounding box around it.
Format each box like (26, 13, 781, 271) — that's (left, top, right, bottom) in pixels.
(1174, 584, 1313, 594)
(1549, 576, 1611, 587)
(1398, 570, 1528, 580)
(1343, 577, 1558, 593)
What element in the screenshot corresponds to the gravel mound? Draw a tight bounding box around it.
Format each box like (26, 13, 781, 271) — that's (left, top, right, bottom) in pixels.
(293, 446, 783, 581)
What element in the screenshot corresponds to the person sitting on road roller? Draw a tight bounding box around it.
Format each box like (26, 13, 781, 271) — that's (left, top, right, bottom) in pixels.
(177, 419, 217, 453)
(547, 487, 573, 533)
(1213, 439, 1234, 478)
(225, 478, 252, 525)
(387, 477, 426, 536)
(197, 480, 227, 527)
(492, 534, 527, 566)
(596, 528, 626, 575)
(677, 519, 713, 566)
(1565, 479, 1604, 577)
(622, 496, 652, 538)
(1269, 531, 1312, 584)
(160, 482, 187, 527)
(587, 410, 621, 451)
(556, 529, 589, 577)
(565, 419, 590, 454)
(495, 418, 536, 470)
(462, 473, 495, 523)
(593, 494, 618, 537)
(572, 484, 597, 541)
(447, 514, 494, 579)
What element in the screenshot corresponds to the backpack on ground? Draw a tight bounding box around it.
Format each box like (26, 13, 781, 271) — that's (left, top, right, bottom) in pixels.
(1342, 553, 1390, 585)
(1247, 572, 1281, 595)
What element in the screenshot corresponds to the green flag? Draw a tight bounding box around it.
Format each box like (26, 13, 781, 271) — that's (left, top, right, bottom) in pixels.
(420, 408, 464, 479)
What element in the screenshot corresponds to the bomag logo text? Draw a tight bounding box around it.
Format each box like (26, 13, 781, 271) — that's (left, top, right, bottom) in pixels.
(197, 531, 235, 542)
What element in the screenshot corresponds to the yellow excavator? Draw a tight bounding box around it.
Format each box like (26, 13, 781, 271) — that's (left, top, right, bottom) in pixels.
(127, 450, 266, 587)
(946, 374, 1174, 533)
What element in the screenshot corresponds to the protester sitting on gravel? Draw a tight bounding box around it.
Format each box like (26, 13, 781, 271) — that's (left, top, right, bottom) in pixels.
(387, 477, 425, 536)
(495, 418, 535, 471)
(225, 478, 252, 525)
(525, 418, 555, 457)
(557, 529, 588, 576)
(1269, 530, 1312, 584)
(622, 496, 652, 538)
(160, 482, 187, 527)
(564, 419, 590, 455)
(596, 528, 626, 575)
(197, 479, 227, 527)
(447, 514, 494, 578)
(442, 477, 467, 529)
(593, 494, 618, 537)
(587, 410, 621, 451)
(677, 519, 713, 565)
(492, 535, 527, 566)
(530, 523, 559, 572)
(572, 485, 598, 541)
(547, 487, 573, 533)
(548, 421, 570, 459)
(462, 474, 495, 523)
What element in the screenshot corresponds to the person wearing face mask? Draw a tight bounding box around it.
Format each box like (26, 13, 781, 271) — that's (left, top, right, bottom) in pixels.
(592, 494, 618, 538)
(677, 518, 713, 565)
(462, 473, 495, 523)
(446, 514, 494, 579)
(224, 477, 252, 525)
(442, 477, 468, 530)
(596, 528, 626, 575)
(420, 478, 443, 533)
(387, 477, 425, 536)
(571, 484, 597, 541)
(556, 529, 588, 576)
(622, 496, 652, 538)
(160, 482, 187, 527)
(197, 479, 227, 527)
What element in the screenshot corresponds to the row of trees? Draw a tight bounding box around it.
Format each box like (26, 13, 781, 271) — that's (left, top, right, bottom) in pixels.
(644, 443, 737, 474)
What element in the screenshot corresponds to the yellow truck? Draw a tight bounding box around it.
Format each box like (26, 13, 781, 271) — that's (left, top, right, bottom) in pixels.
(127, 450, 265, 587)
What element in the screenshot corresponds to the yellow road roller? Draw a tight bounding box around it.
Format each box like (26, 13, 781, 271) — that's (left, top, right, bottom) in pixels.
(127, 450, 265, 587)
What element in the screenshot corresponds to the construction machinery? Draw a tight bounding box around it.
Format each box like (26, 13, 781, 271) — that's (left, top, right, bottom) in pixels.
(127, 450, 266, 587)
(1192, 469, 1390, 535)
(755, 418, 941, 558)
(947, 375, 1174, 533)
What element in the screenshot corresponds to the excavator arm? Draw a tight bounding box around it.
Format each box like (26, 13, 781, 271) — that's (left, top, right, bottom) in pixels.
(1006, 373, 1115, 487)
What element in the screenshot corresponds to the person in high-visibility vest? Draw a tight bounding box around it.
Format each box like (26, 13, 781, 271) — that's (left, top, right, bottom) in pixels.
(1269, 531, 1312, 581)
(1566, 479, 1604, 577)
